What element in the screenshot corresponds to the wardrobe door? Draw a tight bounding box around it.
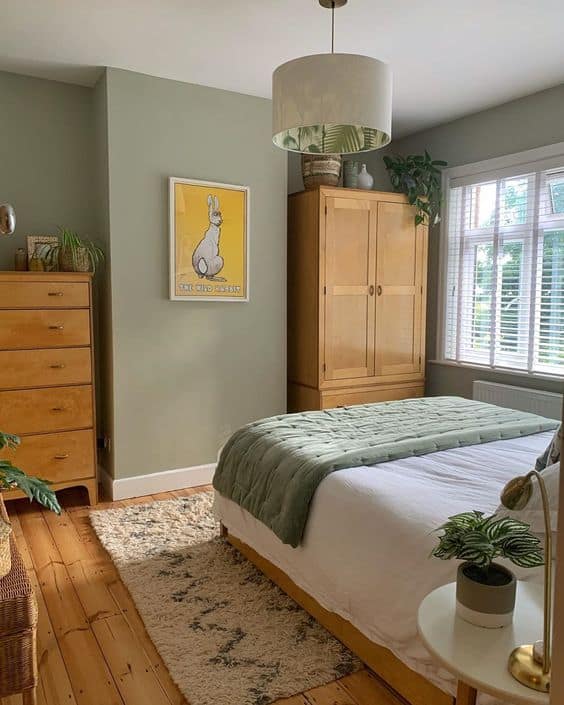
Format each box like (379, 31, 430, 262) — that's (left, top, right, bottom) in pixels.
(375, 201, 426, 377)
(324, 196, 377, 380)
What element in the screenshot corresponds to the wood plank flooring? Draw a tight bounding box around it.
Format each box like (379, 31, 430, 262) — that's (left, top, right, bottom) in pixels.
(1, 486, 405, 705)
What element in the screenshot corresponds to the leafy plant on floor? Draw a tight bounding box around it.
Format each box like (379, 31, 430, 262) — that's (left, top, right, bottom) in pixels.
(432, 510, 543, 579)
(56, 226, 105, 273)
(383, 151, 447, 226)
(0, 431, 61, 513)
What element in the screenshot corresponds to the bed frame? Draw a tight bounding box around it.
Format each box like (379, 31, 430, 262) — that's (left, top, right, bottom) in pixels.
(223, 526, 477, 705)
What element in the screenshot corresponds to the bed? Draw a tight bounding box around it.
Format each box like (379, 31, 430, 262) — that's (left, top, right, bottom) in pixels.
(212, 398, 557, 705)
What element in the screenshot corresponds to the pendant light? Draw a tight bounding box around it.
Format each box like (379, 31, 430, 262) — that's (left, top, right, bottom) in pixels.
(272, 0, 392, 154)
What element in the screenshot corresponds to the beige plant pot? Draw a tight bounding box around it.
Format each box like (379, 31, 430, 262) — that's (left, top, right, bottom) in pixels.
(301, 154, 342, 189)
(60, 247, 92, 272)
(456, 562, 516, 628)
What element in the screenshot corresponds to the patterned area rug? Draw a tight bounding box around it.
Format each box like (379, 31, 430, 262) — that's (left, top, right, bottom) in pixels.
(90, 491, 360, 705)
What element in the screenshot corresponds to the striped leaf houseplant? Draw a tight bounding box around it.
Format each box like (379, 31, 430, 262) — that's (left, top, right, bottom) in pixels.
(432, 511, 544, 627)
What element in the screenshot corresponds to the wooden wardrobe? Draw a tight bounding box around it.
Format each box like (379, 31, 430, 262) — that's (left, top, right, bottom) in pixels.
(288, 186, 428, 412)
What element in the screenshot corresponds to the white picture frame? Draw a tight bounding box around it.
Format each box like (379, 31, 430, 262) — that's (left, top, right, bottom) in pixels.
(169, 176, 250, 302)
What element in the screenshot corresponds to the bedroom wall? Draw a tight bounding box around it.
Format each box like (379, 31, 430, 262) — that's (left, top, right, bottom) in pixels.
(288, 83, 564, 397)
(386, 82, 564, 398)
(102, 68, 287, 480)
(0, 71, 97, 269)
(92, 72, 115, 476)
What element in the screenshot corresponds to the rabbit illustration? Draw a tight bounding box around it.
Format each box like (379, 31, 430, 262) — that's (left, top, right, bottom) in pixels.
(192, 195, 226, 281)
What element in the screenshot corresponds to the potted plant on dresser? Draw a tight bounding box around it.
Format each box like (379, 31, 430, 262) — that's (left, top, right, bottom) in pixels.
(432, 510, 544, 628)
(0, 430, 61, 578)
(56, 227, 104, 272)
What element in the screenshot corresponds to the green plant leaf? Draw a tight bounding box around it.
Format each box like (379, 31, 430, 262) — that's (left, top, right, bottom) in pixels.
(383, 151, 447, 226)
(0, 431, 19, 452)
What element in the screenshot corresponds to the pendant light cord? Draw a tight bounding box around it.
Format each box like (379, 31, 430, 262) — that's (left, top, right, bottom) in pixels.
(331, 1, 335, 53)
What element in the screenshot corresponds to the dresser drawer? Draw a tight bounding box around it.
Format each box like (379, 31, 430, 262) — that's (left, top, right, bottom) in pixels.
(0, 281, 89, 309)
(0, 309, 90, 350)
(0, 348, 92, 390)
(0, 430, 95, 483)
(0, 385, 93, 435)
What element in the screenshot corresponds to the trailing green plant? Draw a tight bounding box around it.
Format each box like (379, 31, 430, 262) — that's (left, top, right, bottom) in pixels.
(432, 510, 544, 577)
(0, 431, 61, 514)
(56, 226, 105, 272)
(383, 151, 447, 226)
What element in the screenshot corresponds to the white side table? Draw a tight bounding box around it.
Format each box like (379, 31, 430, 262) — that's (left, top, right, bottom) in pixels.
(418, 581, 550, 705)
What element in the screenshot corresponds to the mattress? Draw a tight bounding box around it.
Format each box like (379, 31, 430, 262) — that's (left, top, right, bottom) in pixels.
(214, 430, 553, 705)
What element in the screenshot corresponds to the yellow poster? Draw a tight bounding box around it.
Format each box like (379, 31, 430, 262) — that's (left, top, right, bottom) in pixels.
(170, 178, 249, 301)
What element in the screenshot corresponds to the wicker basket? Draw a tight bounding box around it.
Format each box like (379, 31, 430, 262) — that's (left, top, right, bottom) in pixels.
(0, 519, 11, 580)
(301, 154, 342, 189)
(59, 246, 92, 272)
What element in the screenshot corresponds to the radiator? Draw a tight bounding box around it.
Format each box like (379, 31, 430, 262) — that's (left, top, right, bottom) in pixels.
(473, 381, 562, 420)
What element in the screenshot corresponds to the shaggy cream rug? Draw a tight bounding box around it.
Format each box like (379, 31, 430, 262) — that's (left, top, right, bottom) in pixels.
(90, 491, 360, 705)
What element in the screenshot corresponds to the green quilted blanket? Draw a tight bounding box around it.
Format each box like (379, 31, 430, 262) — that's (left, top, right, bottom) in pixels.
(213, 396, 558, 547)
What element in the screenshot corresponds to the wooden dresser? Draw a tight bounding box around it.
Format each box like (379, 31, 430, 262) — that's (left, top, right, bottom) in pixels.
(288, 186, 428, 411)
(0, 272, 97, 504)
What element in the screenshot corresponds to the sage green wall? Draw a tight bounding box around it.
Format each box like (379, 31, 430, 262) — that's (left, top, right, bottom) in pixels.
(0, 71, 96, 269)
(103, 68, 287, 479)
(92, 72, 115, 475)
(380, 83, 564, 398)
(289, 83, 564, 397)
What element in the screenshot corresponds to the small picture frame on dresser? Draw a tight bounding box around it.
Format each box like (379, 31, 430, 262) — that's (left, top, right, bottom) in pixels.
(26, 235, 59, 271)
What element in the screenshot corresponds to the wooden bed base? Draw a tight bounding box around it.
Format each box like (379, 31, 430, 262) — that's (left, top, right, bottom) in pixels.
(223, 526, 456, 705)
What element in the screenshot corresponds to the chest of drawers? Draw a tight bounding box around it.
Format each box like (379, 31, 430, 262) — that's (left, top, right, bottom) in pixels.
(0, 272, 97, 504)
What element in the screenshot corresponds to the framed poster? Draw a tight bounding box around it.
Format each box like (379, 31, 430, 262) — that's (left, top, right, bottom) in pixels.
(169, 177, 249, 302)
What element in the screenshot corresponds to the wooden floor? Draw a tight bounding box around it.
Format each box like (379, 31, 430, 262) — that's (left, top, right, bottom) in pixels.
(1, 486, 406, 705)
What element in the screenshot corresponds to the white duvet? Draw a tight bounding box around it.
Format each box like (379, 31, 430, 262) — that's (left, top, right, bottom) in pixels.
(214, 430, 553, 704)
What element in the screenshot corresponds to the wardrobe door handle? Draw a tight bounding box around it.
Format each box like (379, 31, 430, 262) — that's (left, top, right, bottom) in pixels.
(48, 325, 64, 330)
(54, 453, 69, 460)
(377, 285, 382, 296)
(48, 292, 63, 297)
(368, 285, 375, 296)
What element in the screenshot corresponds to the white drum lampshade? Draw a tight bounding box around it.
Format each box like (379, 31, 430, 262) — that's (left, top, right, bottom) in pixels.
(272, 53, 392, 154)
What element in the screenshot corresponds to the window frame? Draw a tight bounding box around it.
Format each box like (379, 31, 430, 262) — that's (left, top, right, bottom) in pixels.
(437, 141, 564, 380)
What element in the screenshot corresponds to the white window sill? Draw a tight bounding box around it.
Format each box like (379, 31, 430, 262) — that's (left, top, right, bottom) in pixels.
(428, 359, 564, 384)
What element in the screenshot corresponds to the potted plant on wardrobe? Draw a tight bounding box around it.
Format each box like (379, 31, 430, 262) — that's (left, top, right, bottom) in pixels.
(383, 151, 447, 226)
(432, 510, 543, 628)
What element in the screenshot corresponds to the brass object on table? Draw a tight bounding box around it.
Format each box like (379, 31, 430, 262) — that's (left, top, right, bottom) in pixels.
(500, 470, 551, 693)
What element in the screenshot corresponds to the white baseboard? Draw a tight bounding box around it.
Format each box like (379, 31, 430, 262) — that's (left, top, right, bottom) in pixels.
(98, 463, 216, 501)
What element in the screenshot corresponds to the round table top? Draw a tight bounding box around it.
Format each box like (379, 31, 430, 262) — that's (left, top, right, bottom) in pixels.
(417, 581, 550, 705)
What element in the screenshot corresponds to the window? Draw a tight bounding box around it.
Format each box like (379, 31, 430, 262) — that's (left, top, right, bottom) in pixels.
(441, 152, 564, 377)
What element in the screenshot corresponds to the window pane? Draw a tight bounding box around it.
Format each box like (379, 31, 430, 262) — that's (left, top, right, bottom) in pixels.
(501, 178, 528, 226)
(499, 241, 524, 352)
(471, 243, 493, 351)
(469, 182, 496, 229)
(538, 230, 564, 368)
(549, 178, 564, 215)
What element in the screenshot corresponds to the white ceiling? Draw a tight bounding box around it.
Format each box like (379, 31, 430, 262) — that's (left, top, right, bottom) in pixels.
(1, 0, 563, 136)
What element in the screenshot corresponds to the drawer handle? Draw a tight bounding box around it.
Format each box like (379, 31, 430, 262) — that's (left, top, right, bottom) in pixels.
(54, 453, 69, 460)
(48, 291, 64, 297)
(51, 407, 65, 412)
(50, 363, 66, 369)
(48, 325, 64, 330)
